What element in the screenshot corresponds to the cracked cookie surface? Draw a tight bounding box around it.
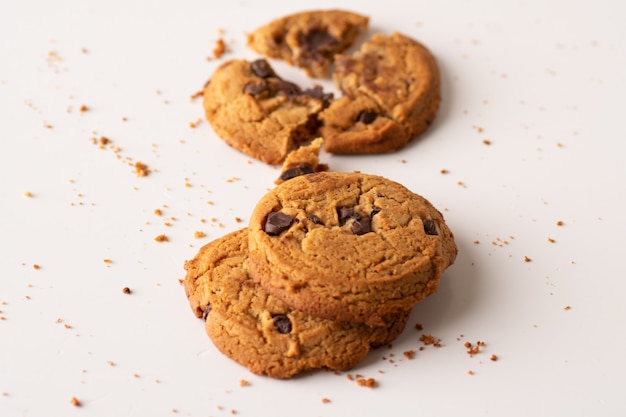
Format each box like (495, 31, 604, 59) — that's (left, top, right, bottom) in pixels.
(320, 32, 441, 154)
(203, 59, 332, 164)
(184, 228, 409, 379)
(247, 9, 369, 78)
(248, 172, 457, 326)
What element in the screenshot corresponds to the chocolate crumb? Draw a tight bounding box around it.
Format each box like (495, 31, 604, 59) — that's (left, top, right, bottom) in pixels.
(307, 214, 322, 224)
(122, 287, 131, 294)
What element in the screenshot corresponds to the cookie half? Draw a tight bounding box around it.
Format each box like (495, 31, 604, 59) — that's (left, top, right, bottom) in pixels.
(184, 228, 409, 379)
(248, 172, 457, 326)
(320, 32, 441, 154)
(247, 9, 369, 78)
(203, 59, 332, 164)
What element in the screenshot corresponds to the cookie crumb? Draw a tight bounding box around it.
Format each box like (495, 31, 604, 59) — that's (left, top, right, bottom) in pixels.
(414, 322, 424, 331)
(134, 162, 151, 177)
(194, 231, 206, 239)
(524, 256, 532, 262)
(482, 139, 492, 145)
(548, 237, 556, 243)
(564, 305, 571, 311)
(154, 208, 162, 216)
(70, 397, 81, 407)
(355, 376, 377, 388)
(122, 287, 131, 294)
(321, 398, 331, 404)
(213, 38, 227, 59)
(467, 370, 474, 376)
(556, 220, 564, 226)
(154, 234, 169, 242)
(103, 259, 112, 264)
(403, 350, 416, 359)
(23, 191, 33, 198)
(79, 104, 89, 112)
(490, 354, 498, 361)
(440, 169, 449, 174)
(239, 379, 250, 387)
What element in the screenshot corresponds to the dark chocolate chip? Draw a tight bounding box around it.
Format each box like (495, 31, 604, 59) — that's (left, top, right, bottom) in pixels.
(338, 207, 356, 225)
(202, 303, 212, 321)
(269, 79, 302, 97)
(351, 216, 372, 235)
(302, 85, 334, 102)
(264, 212, 293, 236)
(356, 110, 378, 125)
(243, 81, 268, 96)
(307, 213, 322, 224)
(279, 162, 314, 181)
(298, 29, 338, 53)
(370, 206, 381, 217)
(272, 314, 292, 334)
(423, 219, 438, 236)
(250, 59, 274, 78)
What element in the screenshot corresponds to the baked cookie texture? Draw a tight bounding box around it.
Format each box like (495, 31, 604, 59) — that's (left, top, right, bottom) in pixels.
(184, 228, 409, 379)
(247, 10, 369, 78)
(248, 172, 457, 326)
(203, 59, 332, 164)
(319, 32, 441, 154)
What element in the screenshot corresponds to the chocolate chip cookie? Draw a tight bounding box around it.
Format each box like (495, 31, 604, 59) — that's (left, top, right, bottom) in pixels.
(247, 10, 369, 78)
(248, 172, 457, 326)
(184, 228, 409, 379)
(203, 59, 332, 164)
(319, 32, 441, 154)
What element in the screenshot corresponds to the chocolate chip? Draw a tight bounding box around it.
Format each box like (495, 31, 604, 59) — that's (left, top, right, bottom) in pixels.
(202, 303, 211, 321)
(279, 162, 314, 181)
(307, 213, 322, 224)
(302, 85, 334, 102)
(351, 216, 372, 235)
(243, 81, 269, 96)
(269, 79, 302, 97)
(423, 219, 438, 235)
(356, 110, 378, 125)
(264, 212, 293, 236)
(298, 29, 338, 53)
(370, 206, 381, 217)
(272, 314, 292, 334)
(338, 207, 356, 225)
(250, 59, 274, 78)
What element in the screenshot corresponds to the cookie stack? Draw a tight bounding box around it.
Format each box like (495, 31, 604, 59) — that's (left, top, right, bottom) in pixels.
(203, 9, 440, 165)
(184, 171, 457, 378)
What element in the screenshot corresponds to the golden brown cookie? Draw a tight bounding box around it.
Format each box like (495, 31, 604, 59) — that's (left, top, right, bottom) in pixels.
(319, 32, 441, 154)
(247, 10, 369, 78)
(248, 172, 457, 326)
(184, 228, 409, 379)
(275, 137, 327, 185)
(203, 59, 333, 164)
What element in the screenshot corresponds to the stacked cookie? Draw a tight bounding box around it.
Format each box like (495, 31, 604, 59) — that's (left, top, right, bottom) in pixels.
(203, 10, 440, 164)
(184, 171, 457, 378)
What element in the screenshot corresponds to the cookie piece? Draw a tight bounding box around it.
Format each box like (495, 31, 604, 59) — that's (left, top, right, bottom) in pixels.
(275, 137, 327, 185)
(203, 59, 333, 164)
(247, 10, 369, 78)
(184, 228, 409, 379)
(248, 172, 457, 326)
(319, 32, 440, 154)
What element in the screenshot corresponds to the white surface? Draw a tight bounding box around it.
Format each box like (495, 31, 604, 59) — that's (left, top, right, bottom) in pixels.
(1, 1, 625, 416)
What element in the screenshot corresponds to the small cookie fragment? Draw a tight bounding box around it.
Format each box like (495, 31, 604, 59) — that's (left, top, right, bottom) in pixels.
(247, 10, 369, 78)
(320, 32, 440, 154)
(275, 137, 327, 184)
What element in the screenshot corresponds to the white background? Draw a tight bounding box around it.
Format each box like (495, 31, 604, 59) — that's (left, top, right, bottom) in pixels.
(1, 1, 625, 416)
